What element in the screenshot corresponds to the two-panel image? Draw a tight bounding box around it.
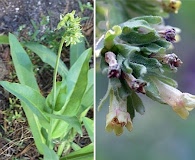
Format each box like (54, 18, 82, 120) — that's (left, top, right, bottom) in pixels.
(1, 0, 195, 159)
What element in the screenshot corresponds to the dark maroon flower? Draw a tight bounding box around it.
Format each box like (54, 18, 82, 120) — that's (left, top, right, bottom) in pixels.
(158, 28, 176, 42)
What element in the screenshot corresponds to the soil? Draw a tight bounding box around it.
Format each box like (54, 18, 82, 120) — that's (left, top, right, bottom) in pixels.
(0, 0, 93, 159)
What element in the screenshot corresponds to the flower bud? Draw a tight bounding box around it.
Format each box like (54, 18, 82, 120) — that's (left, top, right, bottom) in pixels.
(105, 52, 121, 78)
(123, 73, 147, 94)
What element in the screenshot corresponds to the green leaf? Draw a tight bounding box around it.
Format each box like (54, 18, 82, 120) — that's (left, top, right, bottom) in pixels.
(58, 48, 92, 115)
(128, 61, 147, 78)
(60, 144, 93, 160)
(0, 34, 9, 44)
(9, 33, 39, 90)
(43, 145, 59, 160)
(25, 43, 68, 78)
(115, 43, 140, 57)
(140, 43, 166, 55)
(119, 19, 160, 45)
(0, 81, 49, 127)
(45, 113, 82, 135)
(70, 37, 86, 66)
(71, 142, 81, 151)
(150, 72, 178, 87)
(144, 75, 165, 103)
(8, 33, 45, 154)
(82, 117, 94, 143)
(155, 39, 171, 49)
(131, 92, 145, 115)
(128, 52, 162, 72)
(132, 16, 162, 25)
(104, 25, 122, 49)
(52, 48, 92, 139)
(80, 69, 94, 111)
(127, 96, 135, 120)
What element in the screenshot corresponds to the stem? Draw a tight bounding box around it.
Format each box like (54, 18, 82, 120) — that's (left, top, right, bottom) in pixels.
(52, 38, 65, 109)
(47, 38, 65, 149)
(57, 141, 70, 157)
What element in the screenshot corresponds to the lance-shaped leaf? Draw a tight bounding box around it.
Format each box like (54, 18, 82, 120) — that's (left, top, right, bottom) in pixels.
(25, 43, 68, 78)
(9, 33, 39, 90)
(0, 81, 49, 127)
(52, 48, 92, 139)
(43, 145, 59, 160)
(79, 69, 94, 113)
(131, 91, 145, 115)
(83, 117, 94, 143)
(58, 48, 92, 115)
(45, 113, 82, 135)
(60, 144, 94, 160)
(8, 33, 45, 154)
(70, 37, 86, 66)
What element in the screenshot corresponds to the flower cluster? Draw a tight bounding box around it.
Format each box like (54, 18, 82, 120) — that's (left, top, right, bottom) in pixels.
(98, 15, 195, 136)
(57, 10, 83, 46)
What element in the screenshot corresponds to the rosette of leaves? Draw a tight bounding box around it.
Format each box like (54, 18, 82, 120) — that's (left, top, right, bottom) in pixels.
(98, 15, 180, 120)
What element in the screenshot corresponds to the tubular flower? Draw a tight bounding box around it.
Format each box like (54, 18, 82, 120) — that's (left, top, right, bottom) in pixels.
(123, 73, 147, 94)
(153, 79, 195, 119)
(105, 52, 121, 78)
(106, 93, 133, 136)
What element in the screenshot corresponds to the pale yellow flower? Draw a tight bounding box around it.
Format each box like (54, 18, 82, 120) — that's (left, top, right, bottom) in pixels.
(153, 79, 195, 119)
(106, 94, 133, 136)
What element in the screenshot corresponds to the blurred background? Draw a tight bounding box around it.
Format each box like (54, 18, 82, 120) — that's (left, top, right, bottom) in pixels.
(96, 1, 195, 160)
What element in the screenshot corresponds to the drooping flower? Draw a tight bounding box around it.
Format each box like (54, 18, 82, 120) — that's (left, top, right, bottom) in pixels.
(150, 53, 183, 70)
(153, 78, 195, 119)
(106, 92, 133, 136)
(123, 73, 147, 94)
